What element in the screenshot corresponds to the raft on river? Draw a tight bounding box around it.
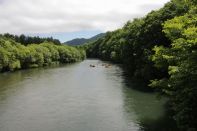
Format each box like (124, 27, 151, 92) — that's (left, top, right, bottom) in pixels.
(89, 64, 112, 68)
(102, 64, 111, 68)
(89, 64, 96, 67)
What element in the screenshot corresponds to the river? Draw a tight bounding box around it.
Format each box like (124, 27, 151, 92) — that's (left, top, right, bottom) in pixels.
(0, 59, 177, 131)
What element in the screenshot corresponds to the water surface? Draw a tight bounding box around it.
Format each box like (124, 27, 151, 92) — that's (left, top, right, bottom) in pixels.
(0, 59, 176, 131)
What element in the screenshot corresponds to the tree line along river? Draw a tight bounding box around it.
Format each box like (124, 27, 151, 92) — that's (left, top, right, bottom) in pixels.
(0, 59, 178, 131)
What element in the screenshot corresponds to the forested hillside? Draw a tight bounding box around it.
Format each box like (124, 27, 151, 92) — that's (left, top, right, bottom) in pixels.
(0, 36, 85, 72)
(84, 0, 197, 130)
(64, 33, 105, 46)
(0, 33, 61, 45)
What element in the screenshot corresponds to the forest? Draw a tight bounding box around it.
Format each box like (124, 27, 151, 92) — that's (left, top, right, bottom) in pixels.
(0, 36, 86, 72)
(83, 0, 197, 130)
(0, 0, 196, 130)
(0, 33, 61, 45)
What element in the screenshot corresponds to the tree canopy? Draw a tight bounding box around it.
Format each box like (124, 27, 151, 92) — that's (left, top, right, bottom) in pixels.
(0, 36, 85, 72)
(83, 0, 197, 130)
(0, 33, 61, 45)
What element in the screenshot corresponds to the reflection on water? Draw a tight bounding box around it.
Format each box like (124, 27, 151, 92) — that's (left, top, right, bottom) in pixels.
(122, 80, 178, 131)
(0, 59, 177, 131)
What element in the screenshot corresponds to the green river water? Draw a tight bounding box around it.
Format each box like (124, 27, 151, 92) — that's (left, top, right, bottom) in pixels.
(0, 59, 177, 131)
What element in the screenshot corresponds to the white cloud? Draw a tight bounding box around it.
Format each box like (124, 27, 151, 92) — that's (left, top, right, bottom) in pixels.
(0, 0, 170, 34)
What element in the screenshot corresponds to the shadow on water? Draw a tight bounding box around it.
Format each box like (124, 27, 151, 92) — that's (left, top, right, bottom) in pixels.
(139, 110, 179, 131)
(116, 65, 153, 93)
(119, 67, 179, 131)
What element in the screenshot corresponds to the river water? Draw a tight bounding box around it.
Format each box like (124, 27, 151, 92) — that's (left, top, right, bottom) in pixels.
(0, 59, 177, 131)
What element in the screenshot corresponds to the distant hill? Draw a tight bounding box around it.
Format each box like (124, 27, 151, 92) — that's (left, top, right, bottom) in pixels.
(64, 33, 105, 46)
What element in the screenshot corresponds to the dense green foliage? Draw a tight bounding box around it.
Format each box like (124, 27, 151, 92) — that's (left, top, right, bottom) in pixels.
(0, 0, 196, 129)
(150, 7, 197, 130)
(85, 0, 190, 82)
(0, 33, 61, 45)
(0, 36, 85, 72)
(84, 0, 197, 130)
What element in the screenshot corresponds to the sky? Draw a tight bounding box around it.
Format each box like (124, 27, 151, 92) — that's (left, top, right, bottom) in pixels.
(0, 0, 170, 42)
